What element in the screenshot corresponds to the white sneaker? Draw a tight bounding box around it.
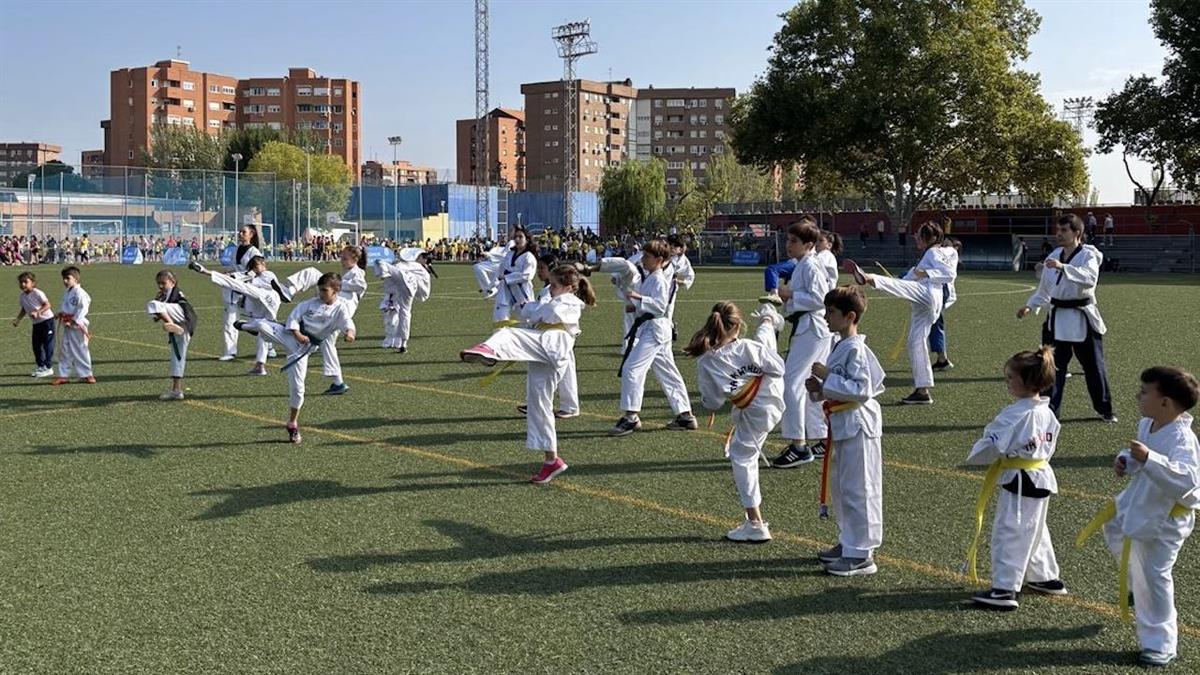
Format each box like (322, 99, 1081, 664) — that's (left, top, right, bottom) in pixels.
(726, 519, 772, 543)
(159, 390, 184, 401)
(30, 368, 42, 377)
(34, 367, 54, 378)
(218, 354, 236, 362)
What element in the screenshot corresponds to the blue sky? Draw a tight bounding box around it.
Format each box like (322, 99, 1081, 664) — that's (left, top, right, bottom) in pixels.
(0, 0, 1167, 203)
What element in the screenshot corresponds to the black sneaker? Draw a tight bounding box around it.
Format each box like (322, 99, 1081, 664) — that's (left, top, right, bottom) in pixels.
(932, 359, 954, 371)
(187, 260, 206, 274)
(899, 390, 933, 405)
(771, 443, 814, 468)
(1100, 414, 1118, 424)
(971, 588, 1019, 609)
(609, 416, 642, 437)
(809, 440, 827, 458)
(817, 543, 842, 564)
(396, 346, 407, 354)
(517, 405, 528, 416)
(1024, 579, 1068, 595)
(665, 413, 698, 431)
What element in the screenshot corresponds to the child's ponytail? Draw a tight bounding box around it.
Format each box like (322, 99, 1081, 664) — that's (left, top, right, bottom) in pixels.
(1006, 346, 1056, 393)
(684, 302, 743, 357)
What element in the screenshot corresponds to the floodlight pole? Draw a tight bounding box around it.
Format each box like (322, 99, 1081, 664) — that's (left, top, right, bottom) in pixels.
(389, 135, 403, 243)
(232, 152, 243, 231)
(552, 19, 598, 233)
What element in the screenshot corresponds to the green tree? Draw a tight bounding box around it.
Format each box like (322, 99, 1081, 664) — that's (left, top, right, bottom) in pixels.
(224, 127, 284, 172)
(599, 159, 666, 234)
(246, 141, 351, 235)
(666, 162, 709, 234)
(703, 151, 773, 205)
(8, 160, 94, 191)
(140, 124, 228, 209)
(1095, 0, 1200, 199)
(730, 0, 1087, 228)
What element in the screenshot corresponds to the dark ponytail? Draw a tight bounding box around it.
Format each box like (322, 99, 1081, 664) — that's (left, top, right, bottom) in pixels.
(684, 302, 743, 357)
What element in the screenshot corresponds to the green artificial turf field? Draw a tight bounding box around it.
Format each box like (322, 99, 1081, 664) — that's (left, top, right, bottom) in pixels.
(0, 261, 1197, 673)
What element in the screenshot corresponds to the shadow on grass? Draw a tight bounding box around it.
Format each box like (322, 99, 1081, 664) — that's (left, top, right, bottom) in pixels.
(24, 439, 264, 459)
(386, 458, 729, 483)
(620, 587, 961, 625)
(308, 519, 709, 572)
(775, 624, 1126, 674)
(189, 478, 504, 520)
(365, 557, 820, 596)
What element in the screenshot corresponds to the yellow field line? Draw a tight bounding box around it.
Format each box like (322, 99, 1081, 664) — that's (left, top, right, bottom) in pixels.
(181, 396, 1195, 636)
(0, 400, 140, 420)
(90, 333, 1113, 502)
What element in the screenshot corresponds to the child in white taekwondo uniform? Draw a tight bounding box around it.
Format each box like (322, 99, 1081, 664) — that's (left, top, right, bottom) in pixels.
(687, 301, 787, 543)
(276, 246, 368, 395)
(189, 256, 283, 375)
(929, 238, 961, 371)
(243, 273, 357, 444)
(1018, 213, 1115, 422)
(666, 234, 695, 340)
(472, 244, 508, 300)
(593, 252, 642, 350)
(816, 230, 842, 285)
(146, 269, 198, 401)
(609, 239, 697, 436)
(52, 266, 94, 385)
(844, 220, 956, 405)
(460, 264, 596, 484)
(1080, 367, 1199, 668)
(771, 221, 836, 468)
(488, 226, 538, 327)
(515, 253, 582, 419)
(804, 286, 885, 576)
(375, 247, 434, 354)
(219, 224, 264, 361)
(965, 347, 1065, 609)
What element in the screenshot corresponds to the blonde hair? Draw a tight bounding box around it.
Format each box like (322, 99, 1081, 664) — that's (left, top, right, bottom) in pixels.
(1006, 346, 1055, 392)
(550, 264, 596, 306)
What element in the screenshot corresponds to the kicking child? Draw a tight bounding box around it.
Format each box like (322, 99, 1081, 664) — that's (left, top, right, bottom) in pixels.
(13, 272, 55, 377)
(375, 247, 434, 353)
(52, 266, 94, 385)
(146, 269, 197, 400)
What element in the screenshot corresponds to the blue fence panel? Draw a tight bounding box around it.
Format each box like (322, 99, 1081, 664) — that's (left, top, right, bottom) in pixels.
(347, 185, 423, 221)
(507, 191, 598, 234)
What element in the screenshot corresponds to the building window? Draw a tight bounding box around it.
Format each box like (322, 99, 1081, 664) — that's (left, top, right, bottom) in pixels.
(182, 81, 195, 90)
(699, 130, 707, 138)
(699, 115, 708, 124)
(699, 99, 708, 108)
(544, 92, 552, 99)
(715, 99, 724, 109)
(129, 150, 134, 159)
(333, 87, 343, 96)
(544, 124, 551, 131)
(221, 86, 236, 95)
(297, 104, 313, 113)
(653, 130, 663, 139)
(332, 105, 343, 114)
(267, 87, 281, 96)
(297, 86, 312, 96)
(667, 99, 684, 108)
(209, 85, 219, 93)
(334, 138, 343, 147)
(653, 99, 663, 108)
(715, 115, 724, 125)
(208, 102, 220, 111)
(715, 130, 725, 140)
(333, 122, 343, 132)
(208, 119, 221, 128)
(268, 105, 281, 113)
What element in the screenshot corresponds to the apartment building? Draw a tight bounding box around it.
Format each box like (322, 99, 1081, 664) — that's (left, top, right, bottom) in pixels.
(362, 160, 438, 185)
(0, 142, 61, 184)
(80, 150, 105, 179)
(630, 86, 736, 198)
(456, 107, 526, 190)
(99, 60, 361, 177)
(521, 79, 636, 193)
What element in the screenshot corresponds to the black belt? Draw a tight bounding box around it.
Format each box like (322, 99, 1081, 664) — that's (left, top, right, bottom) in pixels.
(618, 313, 655, 377)
(1050, 297, 1091, 308)
(785, 310, 808, 353)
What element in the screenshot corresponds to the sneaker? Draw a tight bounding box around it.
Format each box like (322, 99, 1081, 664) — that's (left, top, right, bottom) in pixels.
(555, 409, 580, 419)
(817, 543, 843, 564)
(971, 588, 1019, 609)
(1100, 414, 1119, 424)
(932, 359, 954, 371)
(460, 343, 498, 367)
(609, 415, 642, 437)
(218, 354, 236, 362)
(187, 261, 207, 274)
(771, 443, 814, 468)
(665, 413, 699, 431)
(30, 368, 41, 377)
(757, 293, 784, 307)
(322, 382, 349, 396)
(396, 346, 407, 354)
(267, 348, 278, 359)
(531, 458, 568, 484)
(726, 519, 772, 543)
(286, 424, 302, 444)
(34, 367, 53, 378)
(1139, 650, 1176, 667)
(824, 557, 878, 577)
(247, 367, 268, 376)
(842, 260, 869, 285)
(1024, 579, 1068, 595)
(809, 440, 827, 458)
(50, 377, 69, 386)
(899, 390, 933, 405)
(82, 376, 96, 384)
(233, 321, 259, 336)
(159, 389, 185, 401)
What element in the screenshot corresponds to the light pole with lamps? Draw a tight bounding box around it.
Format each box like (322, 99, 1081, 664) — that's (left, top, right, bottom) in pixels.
(389, 135, 403, 243)
(231, 152, 243, 238)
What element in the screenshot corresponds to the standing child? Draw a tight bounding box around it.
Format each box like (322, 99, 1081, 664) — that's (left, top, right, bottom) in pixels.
(490, 226, 538, 327)
(219, 225, 264, 361)
(964, 347, 1065, 609)
(687, 301, 786, 542)
(239, 273, 357, 443)
(609, 239, 697, 436)
(1080, 367, 1199, 667)
(375, 247, 434, 353)
(516, 253, 581, 419)
(146, 270, 197, 400)
(804, 286, 885, 576)
(52, 266, 94, 385)
(929, 237, 961, 371)
(666, 234, 695, 341)
(771, 220, 836, 468)
(460, 264, 596, 484)
(13, 272, 55, 377)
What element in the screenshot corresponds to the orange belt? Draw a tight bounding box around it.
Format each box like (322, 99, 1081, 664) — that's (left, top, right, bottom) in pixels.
(818, 399, 860, 519)
(716, 376, 765, 456)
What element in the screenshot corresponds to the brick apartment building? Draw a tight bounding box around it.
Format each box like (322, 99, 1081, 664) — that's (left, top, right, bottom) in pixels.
(630, 86, 736, 198)
(456, 108, 526, 191)
(0, 142, 61, 185)
(520, 79, 636, 193)
(361, 160, 438, 185)
(80, 150, 106, 178)
(98, 60, 361, 178)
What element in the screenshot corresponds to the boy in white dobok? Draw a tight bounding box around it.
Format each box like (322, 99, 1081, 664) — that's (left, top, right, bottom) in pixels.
(666, 234, 695, 340)
(688, 301, 786, 543)
(965, 347, 1065, 610)
(375, 247, 433, 354)
(1080, 367, 1199, 668)
(189, 257, 283, 376)
(52, 266, 95, 385)
(460, 265, 596, 484)
(242, 273, 357, 444)
(609, 239, 696, 436)
(594, 252, 642, 350)
(146, 269, 197, 401)
(771, 220, 835, 468)
(805, 286, 885, 577)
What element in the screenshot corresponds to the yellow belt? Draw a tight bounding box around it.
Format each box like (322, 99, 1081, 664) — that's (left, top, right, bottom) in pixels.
(1075, 498, 1193, 623)
(817, 400, 861, 519)
(493, 319, 520, 329)
(964, 457, 1049, 583)
(536, 322, 566, 331)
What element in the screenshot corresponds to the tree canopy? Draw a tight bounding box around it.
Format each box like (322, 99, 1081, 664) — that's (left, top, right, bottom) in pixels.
(246, 141, 352, 233)
(730, 0, 1088, 226)
(598, 159, 666, 234)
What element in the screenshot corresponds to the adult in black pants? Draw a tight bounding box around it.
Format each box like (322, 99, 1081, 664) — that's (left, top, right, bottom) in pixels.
(1017, 214, 1115, 422)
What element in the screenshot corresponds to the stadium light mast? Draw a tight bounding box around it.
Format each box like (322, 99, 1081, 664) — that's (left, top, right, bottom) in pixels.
(552, 19, 597, 233)
(475, 0, 490, 239)
(1061, 96, 1095, 136)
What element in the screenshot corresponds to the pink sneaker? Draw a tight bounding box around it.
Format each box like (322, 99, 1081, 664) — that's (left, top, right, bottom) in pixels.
(460, 343, 499, 367)
(531, 458, 567, 484)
